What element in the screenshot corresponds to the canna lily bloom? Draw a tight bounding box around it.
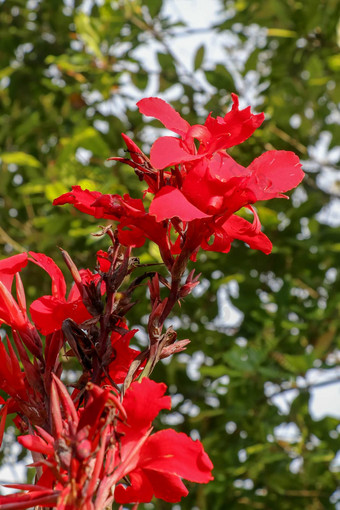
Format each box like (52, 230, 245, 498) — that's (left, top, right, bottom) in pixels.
(54, 94, 304, 259)
(4, 378, 213, 509)
(137, 94, 265, 169)
(112, 378, 213, 504)
(54, 188, 174, 267)
(138, 98, 303, 256)
(7, 377, 125, 510)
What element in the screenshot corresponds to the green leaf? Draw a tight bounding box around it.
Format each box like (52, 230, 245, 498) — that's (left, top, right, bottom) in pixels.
(194, 45, 205, 70)
(0, 152, 41, 168)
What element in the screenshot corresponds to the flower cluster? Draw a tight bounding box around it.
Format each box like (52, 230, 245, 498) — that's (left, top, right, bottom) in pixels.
(0, 95, 303, 509)
(55, 95, 303, 264)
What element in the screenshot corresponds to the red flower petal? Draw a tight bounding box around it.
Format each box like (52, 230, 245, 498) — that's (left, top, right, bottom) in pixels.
(114, 468, 154, 504)
(143, 468, 189, 502)
(149, 187, 210, 222)
(0, 253, 28, 291)
(204, 93, 265, 150)
(30, 296, 90, 335)
(115, 467, 188, 504)
(120, 379, 171, 432)
(137, 97, 190, 137)
(29, 252, 66, 299)
(222, 215, 273, 254)
(201, 229, 232, 254)
(247, 150, 304, 200)
(53, 185, 107, 218)
(141, 429, 214, 483)
(150, 137, 201, 169)
(182, 156, 250, 216)
(109, 328, 141, 384)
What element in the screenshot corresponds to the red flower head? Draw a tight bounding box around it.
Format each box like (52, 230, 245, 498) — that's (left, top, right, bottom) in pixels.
(137, 93, 265, 169)
(54, 94, 304, 260)
(1, 378, 213, 509)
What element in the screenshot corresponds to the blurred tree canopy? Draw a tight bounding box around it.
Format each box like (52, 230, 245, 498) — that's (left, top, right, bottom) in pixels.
(0, 0, 340, 508)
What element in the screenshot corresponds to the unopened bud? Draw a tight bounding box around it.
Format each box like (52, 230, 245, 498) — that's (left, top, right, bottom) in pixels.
(160, 339, 191, 359)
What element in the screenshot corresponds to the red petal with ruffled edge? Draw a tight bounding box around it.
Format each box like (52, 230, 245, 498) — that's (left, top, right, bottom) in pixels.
(141, 429, 214, 483)
(137, 97, 190, 137)
(247, 150, 304, 200)
(150, 187, 210, 222)
(204, 93, 265, 151)
(120, 378, 171, 432)
(53, 185, 108, 218)
(222, 214, 273, 254)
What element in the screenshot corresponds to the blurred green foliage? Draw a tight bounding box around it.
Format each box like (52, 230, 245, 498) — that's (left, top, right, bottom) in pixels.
(0, 0, 340, 508)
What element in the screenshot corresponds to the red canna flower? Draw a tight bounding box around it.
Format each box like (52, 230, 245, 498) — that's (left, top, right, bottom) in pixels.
(137, 94, 265, 169)
(2, 378, 212, 509)
(29, 252, 94, 335)
(112, 378, 213, 504)
(54, 95, 304, 260)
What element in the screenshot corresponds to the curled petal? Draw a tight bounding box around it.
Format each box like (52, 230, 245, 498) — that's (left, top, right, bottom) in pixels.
(29, 252, 66, 299)
(53, 185, 108, 218)
(222, 214, 272, 254)
(0, 253, 28, 291)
